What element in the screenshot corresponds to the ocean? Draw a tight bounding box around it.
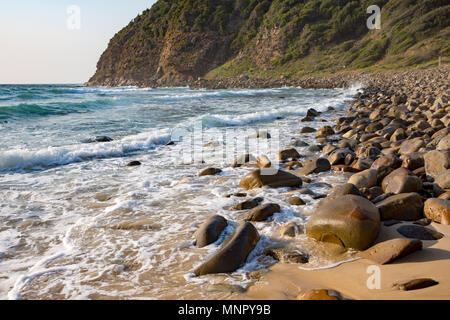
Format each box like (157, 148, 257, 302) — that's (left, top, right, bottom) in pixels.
(0, 84, 360, 299)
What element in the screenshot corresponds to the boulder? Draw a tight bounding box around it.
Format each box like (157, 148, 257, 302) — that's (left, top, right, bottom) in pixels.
(279, 148, 301, 161)
(399, 138, 425, 155)
(238, 169, 303, 190)
(306, 195, 380, 250)
(381, 167, 411, 192)
(244, 203, 280, 222)
(195, 215, 228, 248)
(347, 169, 378, 189)
(401, 153, 424, 171)
(434, 170, 450, 189)
(232, 197, 263, 210)
(424, 198, 450, 225)
(257, 155, 272, 169)
(194, 222, 260, 275)
(396, 225, 443, 240)
(296, 158, 331, 175)
(328, 183, 363, 199)
(395, 278, 439, 291)
(384, 175, 422, 194)
(126, 161, 142, 167)
(268, 248, 309, 264)
(437, 134, 450, 151)
(424, 150, 450, 180)
(199, 168, 222, 177)
(298, 127, 316, 133)
(376, 193, 423, 221)
(315, 126, 334, 138)
(286, 197, 306, 206)
(358, 238, 422, 264)
(280, 221, 301, 237)
(232, 154, 257, 168)
(328, 149, 355, 165)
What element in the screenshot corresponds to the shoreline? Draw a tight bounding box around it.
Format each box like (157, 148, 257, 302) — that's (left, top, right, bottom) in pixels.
(188, 66, 449, 300)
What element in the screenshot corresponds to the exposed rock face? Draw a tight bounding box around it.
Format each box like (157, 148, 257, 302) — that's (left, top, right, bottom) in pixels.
(358, 238, 422, 264)
(238, 169, 303, 190)
(194, 222, 259, 276)
(306, 195, 380, 250)
(376, 193, 423, 221)
(195, 215, 228, 247)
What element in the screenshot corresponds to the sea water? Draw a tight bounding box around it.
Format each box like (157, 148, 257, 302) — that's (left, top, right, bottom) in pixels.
(0, 84, 360, 299)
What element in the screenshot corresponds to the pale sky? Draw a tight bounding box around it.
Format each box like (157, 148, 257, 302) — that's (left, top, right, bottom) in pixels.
(0, 1, 156, 84)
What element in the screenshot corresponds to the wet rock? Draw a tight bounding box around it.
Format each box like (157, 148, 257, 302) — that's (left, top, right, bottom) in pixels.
(199, 168, 222, 176)
(297, 289, 341, 300)
(232, 154, 257, 168)
(289, 140, 309, 147)
(376, 193, 423, 221)
(194, 215, 228, 248)
(204, 141, 221, 148)
(238, 169, 303, 190)
(257, 155, 272, 169)
(279, 148, 301, 161)
(347, 169, 378, 189)
(307, 145, 323, 153)
(328, 183, 363, 199)
(225, 192, 247, 198)
(328, 149, 355, 165)
(126, 161, 141, 167)
(384, 174, 422, 194)
(298, 127, 316, 133)
(424, 198, 450, 225)
(395, 278, 439, 291)
(358, 238, 422, 264)
(244, 203, 280, 222)
(296, 158, 331, 175)
(248, 130, 271, 139)
(315, 126, 334, 138)
(397, 225, 443, 240)
(286, 197, 306, 206)
(83, 135, 113, 143)
(267, 248, 309, 264)
(280, 221, 302, 237)
(306, 195, 380, 250)
(194, 222, 260, 276)
(232, 197, 264, 210)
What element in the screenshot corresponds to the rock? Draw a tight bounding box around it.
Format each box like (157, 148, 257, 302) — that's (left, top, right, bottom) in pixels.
(307, 145, 323, 153)
(315, 126, 334, 138)
(238, 169, 303, 190)
(434, 170, 450, 189)
(376, 193, 423, 221)
(424, 198, 450, 225)
(225, 192, 247, 198)
(401, 153, 424, 170)
(286, 197, 306, 206)
(248, 130, 271, 139)
(280, 221, 302, 237)
(289, 139, 309, 147)
(232, 154, 257, 168)
(83, 135, 113, 143)
(297, 289, 341, 300)
(194, 222, 260, 276)
(328, 149, 355, 165)
(232, 197, 263, 210)
(306, 108, 319, 117)
(347, 169, 378, 189)
(126, 161, 141, 167)
(328, 183, 363, 199)
(395, 278, 439, 291)
(306, 195, 380, 250)
(424, 150, 450, 179)
(438, 191, 450, 200)
(437, 134, 450, 150)
(381, 167, 411, 192)
(204, 141, 221, 147)
(298, 127, 316, 133)
(384, 175, 422, 194)
(372, 154, 402, 170)
(296, 158, 331, 175)
(397, 225, 443, 240)
(244, 203, 280, 222)
(279, 148, 301, 161)
(205, 283, 247, 293)
(413, 218, 432, 226)
(267, 248, 309, 264)
(194, 215, 228, 248)
(358, 238, 422, 264)
(361, 186, 383, 200)
(390, 128, 406, 142)
(199, 167, 222, 176)
(399, 138, 425, 155)
(257, 155, 271, 168)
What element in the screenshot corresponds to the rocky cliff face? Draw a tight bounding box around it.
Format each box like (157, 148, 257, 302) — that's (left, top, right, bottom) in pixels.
(87, 0, 450, 87)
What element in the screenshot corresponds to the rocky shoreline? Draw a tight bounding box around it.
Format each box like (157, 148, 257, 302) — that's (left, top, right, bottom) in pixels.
(186, 66, 450, 300)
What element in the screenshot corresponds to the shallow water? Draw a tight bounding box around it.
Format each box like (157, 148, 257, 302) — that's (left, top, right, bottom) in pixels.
(0, 84, 360, 299)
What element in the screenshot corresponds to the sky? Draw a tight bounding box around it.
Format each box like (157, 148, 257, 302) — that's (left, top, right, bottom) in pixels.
(0, 1, 156, 84)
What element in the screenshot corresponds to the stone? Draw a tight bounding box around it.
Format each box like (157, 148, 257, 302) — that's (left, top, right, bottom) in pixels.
(381, 167, 411, 192)
(279, 148, 301, 161)
(402, 153, 424, 170)
(238, 169, 303, 190)
(280, 222, 302, 237)
(244, 203, 280, 222)
(376, 193, 423, 221)
(199, 167, 222, 176)
(413, 218, 432, 226)
(424, 150, 450, 179)
(384, 175, 422, 194)
(328, 183, 363, 199)
(434, 170, 450, 189)
(399, 138, 425, 155)
(286, 197, 306, 206)
(257, 155, 272, 169)
(306, 195, 380, 250)
(437, 134, 450, 151)
(298, 127, 316, 133)
(328, 149, 355, 165)
(194, 222, 260, 276)
(232, 197, 263, 210)
(195, 215, 228, 248)
(297, 289, 341, 300)
(267, 248, 309, 264)
(358, 238, 422, 264)
(395, 278, 439, 291)
(296, 158, 331, 175)
(347, 169, 378, 189)
(289, 140, 309, 147)
(232, 154, 257, 168)
(315, 126, 334, 138)
(397, 225, 443, 240)
(126, 161, 141, 167)
(424, 198, 450, 225)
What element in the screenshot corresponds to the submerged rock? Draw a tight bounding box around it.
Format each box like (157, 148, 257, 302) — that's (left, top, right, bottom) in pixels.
(194, 222, 260, 276)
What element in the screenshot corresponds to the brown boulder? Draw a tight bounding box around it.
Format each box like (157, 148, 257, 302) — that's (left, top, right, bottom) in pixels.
(232, 197, 263, 210)
(195, 215, 228, 248)
(306, 195, 380, 250)
(238, 169, 303, 190)
(244, 203, 280, 222)
(296, 158, 331, 175)
(384, 175, 422, 194)
(347, 169, 378, 189)
(424, 198, 450, 225)
(199, 168, 222, 176)
(279, 148, 301, 161)
(376, 193, 423, 221)
(358, 238, 422, 264)
(194, 222, 260, 276)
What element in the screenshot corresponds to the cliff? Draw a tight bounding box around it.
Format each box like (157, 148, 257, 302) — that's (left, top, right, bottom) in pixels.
(87, 0, 450, 87)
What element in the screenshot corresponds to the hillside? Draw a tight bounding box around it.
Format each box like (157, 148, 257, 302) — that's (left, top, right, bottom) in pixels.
(87, 0, 450, 87)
